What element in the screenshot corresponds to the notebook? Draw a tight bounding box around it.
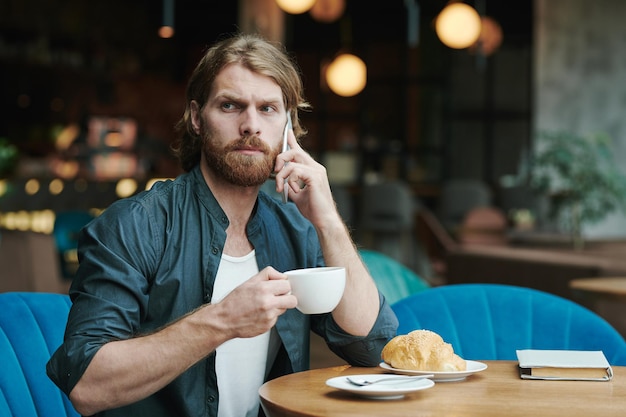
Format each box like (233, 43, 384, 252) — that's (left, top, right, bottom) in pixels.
(516, 349, 613, 381)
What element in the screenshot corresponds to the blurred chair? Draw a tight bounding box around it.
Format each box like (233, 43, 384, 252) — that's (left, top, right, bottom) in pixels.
(359, 249, 430, 305)
(359, 181, 414, 236)
(437, 178, 492, 233)
(391, 283, 626, 366)
(358, 181, 433, 281)
(53, 210, 95, 280)
(0, 292, 79, 417)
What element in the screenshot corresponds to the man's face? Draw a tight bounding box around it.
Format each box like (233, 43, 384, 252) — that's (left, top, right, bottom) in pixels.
(192, 63, 287, 187)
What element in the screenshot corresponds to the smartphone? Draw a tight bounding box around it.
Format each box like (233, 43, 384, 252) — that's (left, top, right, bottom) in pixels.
(281, 112, 292, 203)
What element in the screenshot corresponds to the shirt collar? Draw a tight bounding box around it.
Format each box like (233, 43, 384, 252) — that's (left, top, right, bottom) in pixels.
(189, 165, 264, 233)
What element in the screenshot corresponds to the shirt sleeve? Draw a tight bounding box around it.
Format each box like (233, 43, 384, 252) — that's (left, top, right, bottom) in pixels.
(310, 292, 398, 367)
(47, 199, 160, 395)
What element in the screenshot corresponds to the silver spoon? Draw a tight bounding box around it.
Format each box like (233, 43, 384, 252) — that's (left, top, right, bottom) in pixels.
(346, 375, 434, 387)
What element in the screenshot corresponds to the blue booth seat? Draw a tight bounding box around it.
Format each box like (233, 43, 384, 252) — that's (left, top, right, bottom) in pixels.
(359, 249, 430, 305)
(391, 283, 626, 366)
(0, 292, 79, 417)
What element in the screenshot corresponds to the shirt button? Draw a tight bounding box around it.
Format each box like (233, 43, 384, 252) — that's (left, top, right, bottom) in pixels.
(211, 247, 218, 255)
(207, 395, 216, 403)
(221, 216, 227, 223)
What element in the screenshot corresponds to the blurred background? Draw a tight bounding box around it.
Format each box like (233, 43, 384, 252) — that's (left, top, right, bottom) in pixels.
(3, 1, 626, 294)
(1, 0, 532, 214)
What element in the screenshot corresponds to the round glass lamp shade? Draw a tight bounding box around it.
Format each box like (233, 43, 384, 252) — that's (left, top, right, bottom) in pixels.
(435, 3, 482, 49)
(158, 26, 174, 39)
(325, 53, 367, 97)
(309, 0, 345, 23)
(472, 16, 503, 56)
(275, 0, 316, 14)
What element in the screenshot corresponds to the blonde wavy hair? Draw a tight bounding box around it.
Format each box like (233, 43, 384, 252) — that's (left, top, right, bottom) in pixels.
(171, 32, 311, 172)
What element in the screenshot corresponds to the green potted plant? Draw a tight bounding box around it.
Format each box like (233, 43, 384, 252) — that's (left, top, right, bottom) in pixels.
(529, 130, 626, 248)
(0, 138, 19, 178)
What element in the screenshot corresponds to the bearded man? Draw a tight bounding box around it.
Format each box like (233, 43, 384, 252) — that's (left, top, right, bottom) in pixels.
(47, 33, 398, 417)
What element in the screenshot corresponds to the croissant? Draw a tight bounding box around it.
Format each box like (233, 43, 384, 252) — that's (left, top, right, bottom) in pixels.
(382, 329, 466, 372)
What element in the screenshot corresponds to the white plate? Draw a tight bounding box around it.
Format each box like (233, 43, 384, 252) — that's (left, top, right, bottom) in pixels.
(379, 360, 488, 382)
(325, 374, 435, 399)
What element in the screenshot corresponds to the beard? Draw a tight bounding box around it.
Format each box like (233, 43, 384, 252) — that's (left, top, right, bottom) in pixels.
(200, 122, 281, 187)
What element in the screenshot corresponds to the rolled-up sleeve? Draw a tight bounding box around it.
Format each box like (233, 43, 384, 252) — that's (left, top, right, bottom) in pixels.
(47, 200, 159, 395)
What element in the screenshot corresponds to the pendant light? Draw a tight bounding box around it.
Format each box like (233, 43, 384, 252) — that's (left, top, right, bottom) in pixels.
(309, 0, 345, 23)
(159, 0, 175, 38)
(275, 0, 316, 14)
(435, 2, 481, 49)
(325, 53, 367, 97)
(323, 17, 367, 97)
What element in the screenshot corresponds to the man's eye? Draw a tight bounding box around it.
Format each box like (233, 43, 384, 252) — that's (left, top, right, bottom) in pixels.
(260, 105, 275, 113)
(222, 102, 236, 110)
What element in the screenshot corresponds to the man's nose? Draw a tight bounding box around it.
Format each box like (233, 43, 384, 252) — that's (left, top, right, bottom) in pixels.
(240, 109, 261, 137)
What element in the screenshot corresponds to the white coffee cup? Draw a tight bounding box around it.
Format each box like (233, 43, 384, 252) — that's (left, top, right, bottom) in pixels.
(285, 266, 346, 314)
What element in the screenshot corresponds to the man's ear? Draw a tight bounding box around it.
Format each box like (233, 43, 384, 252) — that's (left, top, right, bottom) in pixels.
(190, 101, 201, 135)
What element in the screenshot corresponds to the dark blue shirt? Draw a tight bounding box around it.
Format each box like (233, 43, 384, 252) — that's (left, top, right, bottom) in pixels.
(47, 165, 398, 416)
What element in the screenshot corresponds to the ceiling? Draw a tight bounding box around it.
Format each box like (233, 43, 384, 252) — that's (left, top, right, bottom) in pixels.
(0, 0, 532, 71)
(0, 0, 533, 158)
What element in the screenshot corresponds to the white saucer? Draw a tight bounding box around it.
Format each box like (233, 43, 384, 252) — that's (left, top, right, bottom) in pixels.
(379, 360, 488, 382)
(325, 374, 435, 399)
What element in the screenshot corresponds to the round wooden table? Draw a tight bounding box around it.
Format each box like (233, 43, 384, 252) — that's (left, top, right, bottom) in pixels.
(259, 361, 625, 417)
(570, 277, 626, 302)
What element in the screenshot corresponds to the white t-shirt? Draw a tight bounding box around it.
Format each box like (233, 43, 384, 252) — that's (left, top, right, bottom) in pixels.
(211, 250, 280, 417)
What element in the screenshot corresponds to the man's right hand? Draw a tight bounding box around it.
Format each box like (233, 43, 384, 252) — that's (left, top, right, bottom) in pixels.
(209, 266, 297, 339)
